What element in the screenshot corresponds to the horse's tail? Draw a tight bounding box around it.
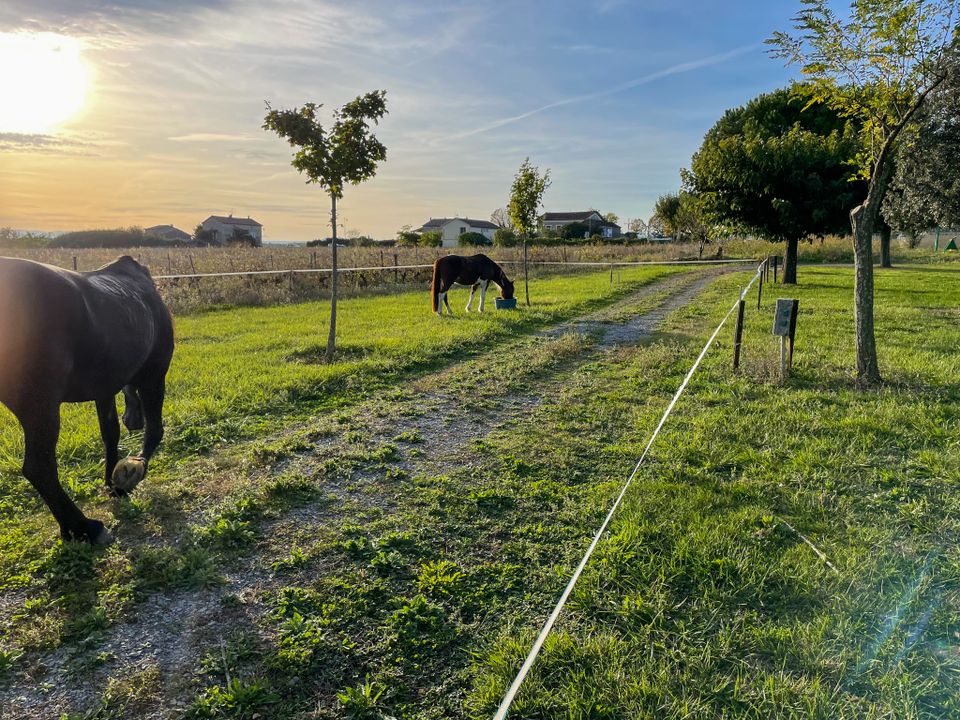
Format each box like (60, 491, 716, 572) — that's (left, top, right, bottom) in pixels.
(431, 258, 441, 313)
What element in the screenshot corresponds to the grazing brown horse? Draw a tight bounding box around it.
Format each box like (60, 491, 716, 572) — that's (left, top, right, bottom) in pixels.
(431, 253, 514, 316)
(0, 256, 174, 545)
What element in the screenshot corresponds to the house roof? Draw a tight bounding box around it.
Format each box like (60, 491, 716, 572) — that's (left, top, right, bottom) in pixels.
(204, 215, 262, 227)
(418, 217, 499, 231)
(146, 224, 191, 238)
(542, 211, 604, 222)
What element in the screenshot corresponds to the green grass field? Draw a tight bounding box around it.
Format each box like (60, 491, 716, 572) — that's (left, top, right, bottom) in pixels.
(0, 260, 958, 719)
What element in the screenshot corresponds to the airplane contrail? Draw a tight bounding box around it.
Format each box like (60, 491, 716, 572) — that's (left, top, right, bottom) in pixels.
(446, 42, 763, 141)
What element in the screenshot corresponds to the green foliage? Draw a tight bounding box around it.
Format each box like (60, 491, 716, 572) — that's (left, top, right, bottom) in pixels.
(508, 158, 551, 240)
(0, 227, 49, 248)
(186, 678, 278, 719)
(49, 227, 170, 249)
(768, 0, 958, 178)
(337, 676, 389, 719)
(262, 90, 388, 199)
(457, 231, 490, 247)
(884, 54, 960, 233)
(418, 230, 441, 247)
(686, 85, 865, 244)
(395, 227, 420, 246)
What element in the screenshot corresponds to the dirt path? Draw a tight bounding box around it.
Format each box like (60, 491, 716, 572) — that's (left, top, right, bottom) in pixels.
(0, 266, 736, 719)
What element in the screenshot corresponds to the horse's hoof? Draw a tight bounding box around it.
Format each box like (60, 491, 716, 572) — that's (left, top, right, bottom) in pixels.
(62, 519, 114, 546)
(111, 457, 146, 495)
(89, 521, 114, 547)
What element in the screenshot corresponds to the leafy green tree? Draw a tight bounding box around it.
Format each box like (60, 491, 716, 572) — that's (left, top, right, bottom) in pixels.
(561, 221, 591, 240)
(686, 85, 864, 283)
(458, 231, 491, 247)
(493, 227, 518, 247)
(508, 158, 551, 306)
(508, 158, 551, 241)
(396, 225, 420, 246)
(419, 230, 442, 247)
(263, 90, 388, 363)
(652, 193, 682, 237)
(769, 0, 959, 383)
(604, 212, 619, 224)
(883, 54, 960, 240)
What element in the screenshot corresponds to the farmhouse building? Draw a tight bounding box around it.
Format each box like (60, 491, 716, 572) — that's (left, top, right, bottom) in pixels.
(200, 214, 263, 246)
(415, 217, 498, 248)
(145, 224, 191, 243)
(542, 210, 621, 238)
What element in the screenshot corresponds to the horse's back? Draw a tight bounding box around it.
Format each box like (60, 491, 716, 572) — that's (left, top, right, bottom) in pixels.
(0, 256, 171, 409)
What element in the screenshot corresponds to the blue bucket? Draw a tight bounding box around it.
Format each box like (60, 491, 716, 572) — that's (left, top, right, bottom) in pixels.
(495, 297, 518, 310)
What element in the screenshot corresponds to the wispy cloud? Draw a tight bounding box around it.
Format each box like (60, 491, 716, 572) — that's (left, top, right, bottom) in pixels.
(0, 132, 98, 155)
(444, 43, 763, 142)
(169, 132, 256, 142)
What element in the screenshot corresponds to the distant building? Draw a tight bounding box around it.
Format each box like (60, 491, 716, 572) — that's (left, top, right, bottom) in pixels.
(200, 214, 263, 246)
(542, 210, 621, 238)
(416, 217, 498, 248)
(145, 224, 191, 243)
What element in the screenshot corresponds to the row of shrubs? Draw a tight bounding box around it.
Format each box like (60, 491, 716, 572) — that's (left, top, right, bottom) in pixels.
(393, 227, 655, 249)
(0, 227, 182, 249)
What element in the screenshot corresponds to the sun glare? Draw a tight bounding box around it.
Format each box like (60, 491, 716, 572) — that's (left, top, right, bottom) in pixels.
(0, 32, 89, 134)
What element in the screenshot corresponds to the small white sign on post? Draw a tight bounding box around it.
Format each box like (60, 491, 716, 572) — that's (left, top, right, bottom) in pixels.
(772, 298, 798, 379)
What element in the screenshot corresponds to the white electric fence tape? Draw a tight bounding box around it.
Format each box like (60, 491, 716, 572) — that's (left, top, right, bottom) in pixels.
(492, 263, 766, 720)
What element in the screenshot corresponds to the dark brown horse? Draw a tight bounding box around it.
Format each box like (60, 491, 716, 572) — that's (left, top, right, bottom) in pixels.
(430, 254, 514, 315)
(0, 256, 174, 545)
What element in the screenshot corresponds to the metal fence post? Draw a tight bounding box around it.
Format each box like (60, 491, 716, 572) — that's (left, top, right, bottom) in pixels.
(733, 297, 746, 370)
(523, 239, 530, 306)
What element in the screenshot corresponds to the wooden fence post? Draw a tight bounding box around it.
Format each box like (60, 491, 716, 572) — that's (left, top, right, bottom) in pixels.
(788, 298, 799, 372)
(394, 253, 399, 283)
(72, 256, 78, 271)
(773, 256, 779, 284)
(733, 297, 746, 370)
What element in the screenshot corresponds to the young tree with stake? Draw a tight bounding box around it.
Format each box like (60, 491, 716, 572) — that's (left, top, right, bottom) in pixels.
(769, 0, 958, 384)
(263, 90, 388, 363)
(508, 158, 551, 306)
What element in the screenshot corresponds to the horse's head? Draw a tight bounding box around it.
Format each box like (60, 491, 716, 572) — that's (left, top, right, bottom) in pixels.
(499, 275, 515, 300)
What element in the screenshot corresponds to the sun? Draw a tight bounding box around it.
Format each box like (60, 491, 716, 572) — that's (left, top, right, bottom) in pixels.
(0, 32, 90, 134)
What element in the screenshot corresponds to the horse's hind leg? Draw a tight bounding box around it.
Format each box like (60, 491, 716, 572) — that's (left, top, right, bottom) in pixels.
(478, 280, 490, 313)
(466, 283, 479, 312)
(443, 292, 453, 315)
(111, 376, 165, 496)
(139, 377, 166, 462)
(19, 405, 110, 544)
(121, 385, 143, 431)
(96, 396, 121, 492)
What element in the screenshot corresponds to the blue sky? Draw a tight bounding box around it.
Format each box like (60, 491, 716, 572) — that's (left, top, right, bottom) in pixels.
(0, 0, 800, 240)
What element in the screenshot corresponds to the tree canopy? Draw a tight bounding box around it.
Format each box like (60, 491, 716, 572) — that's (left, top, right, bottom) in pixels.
(508, 158, 551, 240)
(685, 85, 865, 282)
(883, 50, 960, 234)
(769, 0, 959, 381)
(263, 90, 388, 363)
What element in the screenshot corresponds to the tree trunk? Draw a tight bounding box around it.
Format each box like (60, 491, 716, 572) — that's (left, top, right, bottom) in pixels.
(850, 203, 881, 385)
(326, 194, 338, 364)
(879, 221, 892, 268)
(782, 238, 798, 285)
